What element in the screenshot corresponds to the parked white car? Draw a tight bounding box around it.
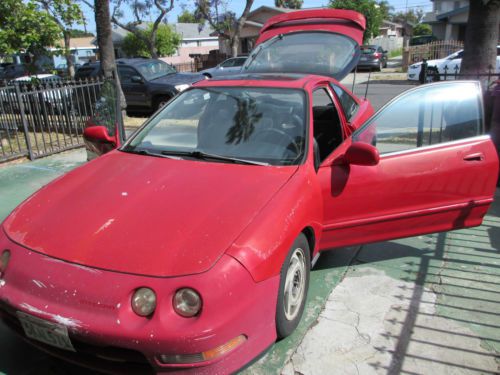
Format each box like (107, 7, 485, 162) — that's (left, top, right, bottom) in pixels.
(407, 46, 500, 81)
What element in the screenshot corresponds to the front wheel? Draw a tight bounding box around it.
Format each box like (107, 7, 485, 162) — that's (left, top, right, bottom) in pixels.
(276, 233, 311, 339)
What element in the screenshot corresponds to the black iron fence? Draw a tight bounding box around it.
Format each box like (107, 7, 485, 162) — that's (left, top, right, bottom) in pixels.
(420, 62, 500, 85)
(0, 78, 108, 163)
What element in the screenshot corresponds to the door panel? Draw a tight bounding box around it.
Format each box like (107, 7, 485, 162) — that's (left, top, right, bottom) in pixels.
(319, 81, 498, 250)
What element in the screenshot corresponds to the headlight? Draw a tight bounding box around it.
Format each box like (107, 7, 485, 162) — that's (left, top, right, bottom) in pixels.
(173, 288, 202, 317)
(175, 84, 190, 92)
(0, 250, 10, 277)
(131, 287, 156, 317)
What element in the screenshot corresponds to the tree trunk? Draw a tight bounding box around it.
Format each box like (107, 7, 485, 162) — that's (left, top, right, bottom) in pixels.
(461, 0, 500, 82)
(95, 0, 116, 79)
(94, 0, 126, 111)
(63, 31, 75, 79)
(230, 36, 239, 57)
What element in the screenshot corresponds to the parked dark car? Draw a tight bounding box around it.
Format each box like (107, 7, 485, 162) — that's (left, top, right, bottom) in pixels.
(357, 45, 388, 71)
(75, 58, 206, 112)
(409, 35, 438, 46)
(1, 64, 30, 80)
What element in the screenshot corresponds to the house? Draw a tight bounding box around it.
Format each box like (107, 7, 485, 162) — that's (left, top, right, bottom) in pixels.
(109, 23, 218, 65)
(423, 0, 470, 40)
(51, 37, 98, 67)
(163, 23, 218, 65)
(378, 20, 406, 38)
(216, 6, 295, 56)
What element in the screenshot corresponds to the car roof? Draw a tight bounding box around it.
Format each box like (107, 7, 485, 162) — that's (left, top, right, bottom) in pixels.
(193, 73, 332, 89)
(117, 58, 164, 66)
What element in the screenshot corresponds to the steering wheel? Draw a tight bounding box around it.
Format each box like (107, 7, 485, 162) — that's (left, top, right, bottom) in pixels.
(252, 128, 301, 158)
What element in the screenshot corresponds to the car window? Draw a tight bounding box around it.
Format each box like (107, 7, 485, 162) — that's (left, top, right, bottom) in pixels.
(118, 66, 140, 83)
(353, 82, 482, 154)
(137, 60, 176, 80)
(244, 32, 358, 80)
(312, 88, 343, 162)
(221, 59, 237, 67)
(126, 87, 307, 166)
(330, 83, 359, 122)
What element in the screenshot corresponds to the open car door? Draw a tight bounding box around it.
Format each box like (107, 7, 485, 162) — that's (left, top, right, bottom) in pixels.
(83, 79, 125, 159)
(242, 9, 365, 81)
(318, 81, 498, 250)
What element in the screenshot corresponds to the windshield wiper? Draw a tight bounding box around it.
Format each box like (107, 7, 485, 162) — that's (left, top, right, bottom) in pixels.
(160, 150, 269, 166)
(121, 147, 181, 159)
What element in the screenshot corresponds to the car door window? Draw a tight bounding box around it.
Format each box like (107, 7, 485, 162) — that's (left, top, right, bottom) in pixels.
(117, 67, 140, 84)
(313, 88, 343, 161)
(221, 59, 236, 68)
(330, 83, 359, 121)
(353, 81, 483, 154)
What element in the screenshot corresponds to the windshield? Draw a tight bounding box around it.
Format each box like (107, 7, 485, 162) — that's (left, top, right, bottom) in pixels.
(243, 32, 359, 79)
(137, 60, 176, 80)
(125, 87, 307, 166)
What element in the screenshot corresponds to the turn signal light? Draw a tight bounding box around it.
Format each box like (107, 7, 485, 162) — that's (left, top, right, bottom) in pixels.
(157, 335, 247, 364)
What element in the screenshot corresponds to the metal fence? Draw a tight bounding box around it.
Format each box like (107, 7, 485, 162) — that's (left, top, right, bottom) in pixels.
(408, 40, 464, 64)
(0, 78, 108, 163)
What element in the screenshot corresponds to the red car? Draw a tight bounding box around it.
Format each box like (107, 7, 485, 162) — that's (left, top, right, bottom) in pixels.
(0, 9, 497, 374)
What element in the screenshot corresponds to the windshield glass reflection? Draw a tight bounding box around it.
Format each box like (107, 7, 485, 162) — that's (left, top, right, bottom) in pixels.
(125, 87, 307, 166)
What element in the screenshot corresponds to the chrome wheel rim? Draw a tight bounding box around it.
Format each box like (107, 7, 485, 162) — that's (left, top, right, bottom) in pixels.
(283, 248, 306, 321)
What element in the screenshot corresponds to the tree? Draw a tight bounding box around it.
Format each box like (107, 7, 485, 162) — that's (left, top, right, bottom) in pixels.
(122, 23, 181, 57)
(93, 0, 127, 112)
(377, 0, 393, 21)
(275, 0, 303, 9)
(110, 0, 174, 59)
(36, 0, 85, 78)
(0, 0, 61, 58)
(412, 23, 432, 36)
(391, 9, 424, 25)
(69, 29, 95, 37)
(195, 0, 255, 57)
(329, 0, 383, 42)
(177, 9, 197, 23)
(461, 0, 500, 80)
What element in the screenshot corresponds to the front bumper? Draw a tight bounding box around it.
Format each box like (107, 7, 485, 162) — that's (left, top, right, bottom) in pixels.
(0, 239, 279, 374)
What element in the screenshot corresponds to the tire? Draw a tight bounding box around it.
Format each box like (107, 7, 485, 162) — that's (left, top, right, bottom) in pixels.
(377, 61, 383, 71)
(154, 95, 171, 112)
(276, 233, 311, 339)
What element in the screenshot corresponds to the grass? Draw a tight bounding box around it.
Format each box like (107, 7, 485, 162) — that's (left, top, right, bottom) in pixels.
(389, 48, 403, 58)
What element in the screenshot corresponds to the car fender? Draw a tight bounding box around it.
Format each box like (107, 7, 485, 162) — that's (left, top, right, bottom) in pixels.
(226, 164, 323, 283)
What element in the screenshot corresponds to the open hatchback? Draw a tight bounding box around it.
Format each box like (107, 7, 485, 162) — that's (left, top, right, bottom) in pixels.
(242, 9, 366, 80)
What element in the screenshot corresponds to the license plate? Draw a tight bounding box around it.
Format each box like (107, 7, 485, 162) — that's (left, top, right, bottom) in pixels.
(17, 311, 75, 351)
(360, 57, 367, 61)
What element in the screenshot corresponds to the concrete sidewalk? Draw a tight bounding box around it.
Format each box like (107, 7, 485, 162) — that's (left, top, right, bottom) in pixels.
(0, 150, 499, 374)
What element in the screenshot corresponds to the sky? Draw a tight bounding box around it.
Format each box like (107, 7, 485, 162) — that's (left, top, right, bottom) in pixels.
(80, 0, 434, 34)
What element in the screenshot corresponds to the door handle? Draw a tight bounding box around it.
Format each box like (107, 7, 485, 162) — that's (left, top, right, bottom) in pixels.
(463, 153, 484, 161)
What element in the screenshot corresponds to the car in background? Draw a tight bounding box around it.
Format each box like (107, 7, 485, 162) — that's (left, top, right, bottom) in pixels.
(1, 9, 497, 375)
(407, 46, 500, 82)
(356, 45, 388, 71)
(200, 56, 247, 78)
(75, 58, 206, 112)
(409, 35, 438, 46)
(1, 64, 30, 80)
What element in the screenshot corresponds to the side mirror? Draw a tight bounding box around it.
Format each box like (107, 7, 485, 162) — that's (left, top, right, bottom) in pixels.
(83, 126, 116, 145)
(344, 142, 379, 166)
(131, 75, 143, 84)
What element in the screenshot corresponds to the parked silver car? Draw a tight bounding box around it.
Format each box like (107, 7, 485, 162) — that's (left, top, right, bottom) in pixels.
(200, 57, 247, 78)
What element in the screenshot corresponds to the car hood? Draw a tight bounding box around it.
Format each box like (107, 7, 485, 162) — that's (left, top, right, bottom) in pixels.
(3, 151, 297, 277)
(152, 72, 206, 86)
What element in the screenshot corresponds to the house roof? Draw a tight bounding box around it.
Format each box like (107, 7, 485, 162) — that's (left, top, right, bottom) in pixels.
(173, 23, 217, 40)
(55, 37, 95, 49)
(436, 5, 469, 20)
